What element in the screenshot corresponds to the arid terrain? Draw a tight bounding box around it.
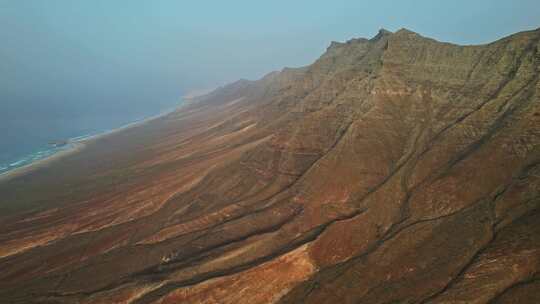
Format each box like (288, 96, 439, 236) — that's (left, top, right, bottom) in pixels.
(1, 27, 540, 303)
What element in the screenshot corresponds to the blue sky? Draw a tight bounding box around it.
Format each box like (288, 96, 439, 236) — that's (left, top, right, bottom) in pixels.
(2, 1, 539, 97)
(0, 0, 539, 162)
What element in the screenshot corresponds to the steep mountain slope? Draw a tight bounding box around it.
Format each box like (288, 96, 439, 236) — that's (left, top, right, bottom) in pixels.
(0, 28, 539, 303)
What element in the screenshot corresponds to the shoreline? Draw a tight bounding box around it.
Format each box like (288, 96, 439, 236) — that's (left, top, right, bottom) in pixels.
(0, 142, 87, 182)
(0, 106, 179, 183)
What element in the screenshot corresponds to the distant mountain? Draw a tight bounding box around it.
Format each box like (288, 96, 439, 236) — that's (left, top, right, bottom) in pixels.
(1, 27, 539, 303)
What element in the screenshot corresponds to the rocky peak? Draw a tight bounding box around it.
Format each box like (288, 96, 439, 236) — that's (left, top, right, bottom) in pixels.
(371, 28, 393, 41)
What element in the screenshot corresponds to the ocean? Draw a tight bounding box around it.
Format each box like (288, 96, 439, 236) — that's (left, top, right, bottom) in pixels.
(0, 105, 180, 176)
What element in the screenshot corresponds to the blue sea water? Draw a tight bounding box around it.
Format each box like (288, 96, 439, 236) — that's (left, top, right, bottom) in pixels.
(0, 106, 179, 176)
(0, 145, 71, 175)
(0, 133, 96, 176)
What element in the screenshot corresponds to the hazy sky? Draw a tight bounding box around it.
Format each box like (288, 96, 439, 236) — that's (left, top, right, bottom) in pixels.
(1, 0, 539, 162)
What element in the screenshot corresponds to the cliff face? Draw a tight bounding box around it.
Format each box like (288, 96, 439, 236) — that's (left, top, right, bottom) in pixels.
(0, 28, 539, 304)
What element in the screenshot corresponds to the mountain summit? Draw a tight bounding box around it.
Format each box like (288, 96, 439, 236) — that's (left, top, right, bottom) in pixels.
(1, 28, 540, 303)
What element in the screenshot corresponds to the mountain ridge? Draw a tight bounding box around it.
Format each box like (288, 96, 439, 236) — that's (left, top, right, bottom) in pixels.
(0, 27, 539, 303)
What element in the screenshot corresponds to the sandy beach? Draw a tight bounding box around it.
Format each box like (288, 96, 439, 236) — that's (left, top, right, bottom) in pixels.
(0, 142, 87, 183)
(0, 107, 179, 184)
